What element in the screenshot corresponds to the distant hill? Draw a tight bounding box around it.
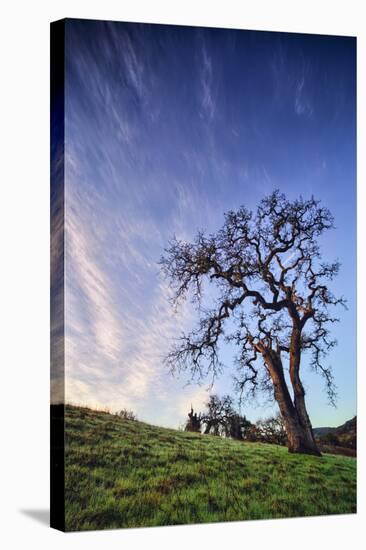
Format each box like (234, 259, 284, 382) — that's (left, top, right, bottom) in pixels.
(313, 426, 337, 437)
(313, 416, 356, 438)
(336, 416, 357, 437)
(63, 405, 356, 531)
(313, 416, 356, 455)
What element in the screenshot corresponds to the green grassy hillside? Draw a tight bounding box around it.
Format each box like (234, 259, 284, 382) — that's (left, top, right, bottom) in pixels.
(65, 405, 356, 531)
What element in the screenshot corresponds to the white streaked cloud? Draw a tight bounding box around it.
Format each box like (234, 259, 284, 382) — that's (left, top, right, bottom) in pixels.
(271, 44, 313, 118)
(107, 21, 149, 103)
(294, 73, 313, 117)
(66, 210, 123, 362)
(61, 21, 303, 428)
(200, 39, 216, 121)
(63, 143, 210, 426)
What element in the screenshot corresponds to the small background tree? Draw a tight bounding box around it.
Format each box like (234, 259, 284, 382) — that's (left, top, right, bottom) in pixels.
(255, 413, 288, 446)
(184, 406, 202, 432)
(117, 408, 137, 421)
(185, 395, 252, 440)
(201, 394, 235, 436)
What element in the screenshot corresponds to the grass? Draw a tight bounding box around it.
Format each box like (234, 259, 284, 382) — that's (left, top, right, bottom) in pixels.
(64, 404, 356, 531)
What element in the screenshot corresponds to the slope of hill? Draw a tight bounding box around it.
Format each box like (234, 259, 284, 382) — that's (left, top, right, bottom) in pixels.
(64, 405, 356, 531)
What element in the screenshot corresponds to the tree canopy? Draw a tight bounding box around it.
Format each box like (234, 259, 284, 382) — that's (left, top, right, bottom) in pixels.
(161, 191, 345, 455)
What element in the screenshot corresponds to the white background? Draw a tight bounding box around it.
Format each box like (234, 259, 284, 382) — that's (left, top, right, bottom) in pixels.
(0, 1, 364, 548)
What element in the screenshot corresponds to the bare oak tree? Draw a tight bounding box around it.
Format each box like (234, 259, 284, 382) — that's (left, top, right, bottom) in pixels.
(160, 191, 345, 456)
(256, 414, 288, 446)
(201, 394, 236, 436)
(185, 405, 202, 433)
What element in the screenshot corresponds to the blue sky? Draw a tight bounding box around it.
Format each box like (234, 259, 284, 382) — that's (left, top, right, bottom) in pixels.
(62, 19, 356, 428)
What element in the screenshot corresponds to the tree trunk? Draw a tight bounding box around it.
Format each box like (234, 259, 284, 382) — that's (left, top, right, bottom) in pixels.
(289, 330, 321, 456)
(204, 421, 212, 434)
(264, 350, 321, 456)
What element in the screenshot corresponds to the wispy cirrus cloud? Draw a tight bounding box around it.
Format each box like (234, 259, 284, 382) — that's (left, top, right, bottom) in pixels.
(271, 43, 313, 118)
(58, 20, 356, 430)
(294, 65, 313, 117)
(106, 21, 149, 103)
(199, 38, 216, 121)
(64, 180, 199, 423)
(63, 122, 212, 426)
(62, 21, 258, 422)
(50, 143, 65, 405)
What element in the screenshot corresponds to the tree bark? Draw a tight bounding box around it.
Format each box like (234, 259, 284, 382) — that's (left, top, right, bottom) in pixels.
(289, 329, 321, 455)
(264, 349, 321, 456)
